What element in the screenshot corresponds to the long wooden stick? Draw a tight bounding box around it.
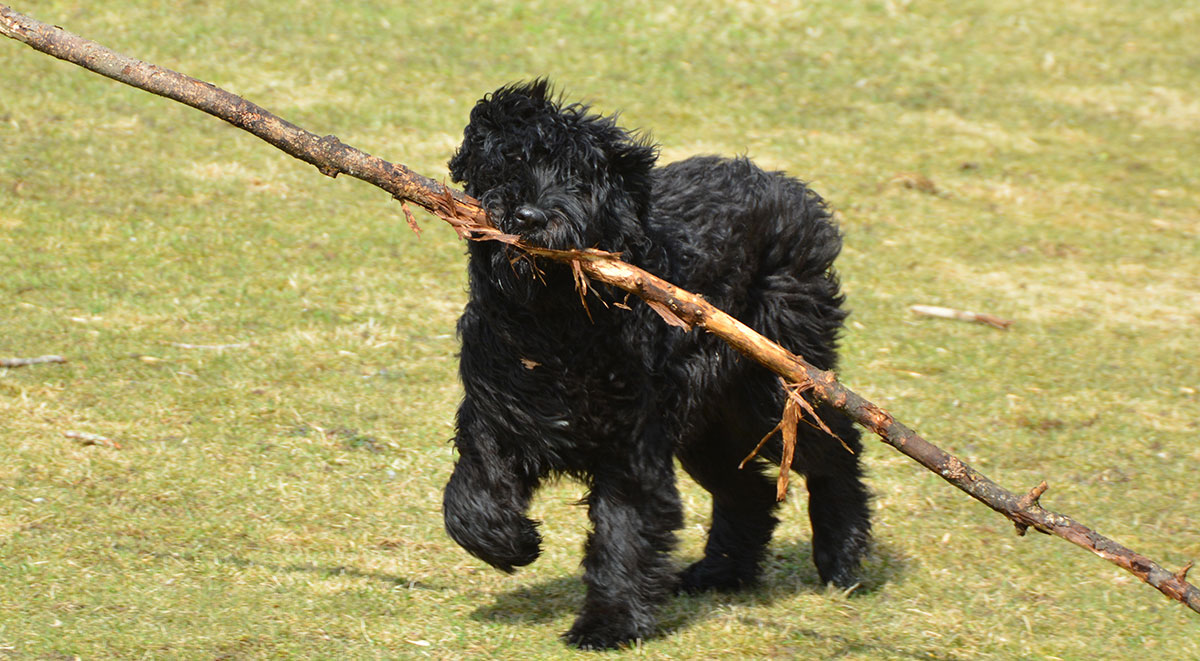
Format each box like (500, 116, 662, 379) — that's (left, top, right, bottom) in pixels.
(2, 4, 1195, 614)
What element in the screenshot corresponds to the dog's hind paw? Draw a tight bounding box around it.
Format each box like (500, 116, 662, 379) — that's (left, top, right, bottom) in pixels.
(677, 557, 759, 594)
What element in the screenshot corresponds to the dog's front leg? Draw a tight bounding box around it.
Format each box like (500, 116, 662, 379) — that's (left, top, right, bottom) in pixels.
(443, 406, 542, 572)
(564, 457, 682, 650)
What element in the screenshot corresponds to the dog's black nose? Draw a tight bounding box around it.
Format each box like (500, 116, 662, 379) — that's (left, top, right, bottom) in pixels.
(512, 206, 545, 228)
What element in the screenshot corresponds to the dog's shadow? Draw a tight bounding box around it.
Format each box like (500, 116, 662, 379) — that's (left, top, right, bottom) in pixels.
(471, 575, 584, 625)
(471, 538, 909, 638)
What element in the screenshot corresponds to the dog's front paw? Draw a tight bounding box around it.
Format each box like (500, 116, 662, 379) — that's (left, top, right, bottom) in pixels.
(444, 507, 542, 573)
(443, 470, 542, 572)
(563, 604, 657, 651)
(563, 616, 645, 651)
(490, 515, 542, 572)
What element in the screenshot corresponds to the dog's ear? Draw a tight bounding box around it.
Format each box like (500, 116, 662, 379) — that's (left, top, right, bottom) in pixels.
(608, 138, 658, 213)
(610, 139, 657, 176)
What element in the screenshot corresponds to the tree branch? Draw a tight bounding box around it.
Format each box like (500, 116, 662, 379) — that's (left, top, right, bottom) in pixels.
(3, 4, 1195, 615)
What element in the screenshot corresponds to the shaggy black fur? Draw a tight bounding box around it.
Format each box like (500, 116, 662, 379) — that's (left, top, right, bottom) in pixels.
(442, 80, 871, 649)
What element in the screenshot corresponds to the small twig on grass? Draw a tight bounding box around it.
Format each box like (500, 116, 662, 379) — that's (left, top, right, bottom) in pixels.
(2, 4, 1196, 615)
(910, 304, 1013, 330)
(63, 430, 122, 449)
(1, 355, 66, 368)
(166, 342, 252, 351)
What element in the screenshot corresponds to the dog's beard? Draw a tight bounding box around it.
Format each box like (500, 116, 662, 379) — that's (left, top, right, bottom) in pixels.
(496, 205, 585, 292)
(480, 203, 596, 303)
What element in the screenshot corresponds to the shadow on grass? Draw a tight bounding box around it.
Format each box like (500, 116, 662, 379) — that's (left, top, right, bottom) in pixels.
(111, 544, 445, 590)
(278, 560, 444, 590)
(758, 537, 912, 597)
(470, 576, 583, 625)
(470, 536, 915, 644)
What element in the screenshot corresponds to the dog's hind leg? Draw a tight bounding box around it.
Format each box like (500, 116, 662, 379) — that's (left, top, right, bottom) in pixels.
(677, 427, 781, 593)
(564, 454, 682, 650)
(795, 403, 872, 588)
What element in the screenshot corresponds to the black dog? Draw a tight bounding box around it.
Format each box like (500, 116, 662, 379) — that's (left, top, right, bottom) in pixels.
(442, 80, 870, 649)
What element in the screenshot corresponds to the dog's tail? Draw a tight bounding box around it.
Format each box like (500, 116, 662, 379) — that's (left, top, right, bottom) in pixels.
(744, 173, 848, 371)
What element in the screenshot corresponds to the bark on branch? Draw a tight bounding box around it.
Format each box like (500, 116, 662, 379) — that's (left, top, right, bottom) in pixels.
(3, 4, 1196, 615)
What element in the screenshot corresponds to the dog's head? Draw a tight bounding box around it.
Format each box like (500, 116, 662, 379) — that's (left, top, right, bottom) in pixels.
(449, 80, 658, 253)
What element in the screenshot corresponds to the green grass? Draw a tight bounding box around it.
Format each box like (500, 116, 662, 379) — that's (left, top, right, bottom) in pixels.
(2, 0, 1198, 658)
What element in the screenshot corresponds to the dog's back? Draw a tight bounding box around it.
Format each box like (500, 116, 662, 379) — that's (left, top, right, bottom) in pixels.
(646, 155, 847, 371)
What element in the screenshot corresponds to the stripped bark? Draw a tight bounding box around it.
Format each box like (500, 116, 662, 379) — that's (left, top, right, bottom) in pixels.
(2, 4, 1196, 615)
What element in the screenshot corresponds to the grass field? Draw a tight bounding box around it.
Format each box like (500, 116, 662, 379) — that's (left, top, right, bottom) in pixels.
(2, 1, 1198, 658)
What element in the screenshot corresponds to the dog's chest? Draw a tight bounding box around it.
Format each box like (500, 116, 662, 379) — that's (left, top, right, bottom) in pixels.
(461, 301, 652, 459)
